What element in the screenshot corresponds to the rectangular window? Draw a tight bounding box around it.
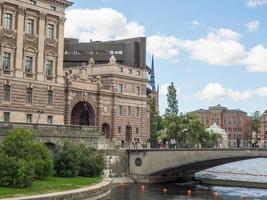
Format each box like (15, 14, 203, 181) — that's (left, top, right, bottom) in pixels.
(47, 24, 54, 39)
(3, 85, 10, 102)
(25, 56, 33, 73)
(26, 88, 33, 104)
(128, 69, 132, 74)
(47, 116, 53, 124)
(136, 128, 139, 134)
(135, 86, 141, 95)
(136, 70, 141, 75)
(4, 13, 12, 29)
(136, 107, 140, 117)
(26, 18, 34, 34)
(46, 60, 53, 77)
(50, 6, 56, 11)
(48, 90, 53, 106)
(4, 112, 10, 122)
(233, 116, 236, 125)
(30, 0, 36, 5)
(128, 106, 131, 116)
(118, 105, 122, 115)
(3, 52, 11, 70)
(26, 114, 32, 123)
(118, 84, 123, 93)
(118, 127, 121, 134)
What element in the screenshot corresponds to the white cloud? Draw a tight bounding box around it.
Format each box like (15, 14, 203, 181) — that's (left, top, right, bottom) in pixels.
(65, 8, 145, 42)
(196, 82, 267, 101)
(195, 83, 253, 101)
(245, 20, 260, 32)
(179, 28, 246, 66)
(246, 0, 267, 7)
(244, 45, 267, 72)
(192, 20, 200, 26)
(147, 35, 180, 62)
(255, 87, 267, 96)
(160, 83, 169, 95)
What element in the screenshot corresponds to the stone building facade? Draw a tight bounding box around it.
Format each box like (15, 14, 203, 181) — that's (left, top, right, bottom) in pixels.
(64, 56, 149, 142)
(193, 104, 252, 147)
(259, 111, 267, 147)
(0, 0, 150, 143)
(0, 0, 72, 124)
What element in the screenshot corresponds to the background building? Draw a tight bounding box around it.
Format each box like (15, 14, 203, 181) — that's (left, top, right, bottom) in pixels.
(64, 37, 146, 69)
(260, 111, 267, 147)
(193, 104, 252, 147)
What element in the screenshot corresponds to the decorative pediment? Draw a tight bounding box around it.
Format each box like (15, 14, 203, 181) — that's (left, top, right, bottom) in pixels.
(24, 46, 37, 53)
(64, 68, 103, 87)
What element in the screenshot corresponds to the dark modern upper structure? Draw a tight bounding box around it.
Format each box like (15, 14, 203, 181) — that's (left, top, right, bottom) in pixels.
(64, 37, 146, 69)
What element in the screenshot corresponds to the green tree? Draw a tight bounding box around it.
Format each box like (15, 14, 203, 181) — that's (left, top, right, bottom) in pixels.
(150, 100, 164, 145)
(2, 129, 54, 179)
(251, 111, 261, 133)
(165, 82, 179, 115)
(78, 146, 105, 177)
(54, 141, 80, 177)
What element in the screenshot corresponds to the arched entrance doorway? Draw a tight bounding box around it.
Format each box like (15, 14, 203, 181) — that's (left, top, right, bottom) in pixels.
(102, 123, 111, 138)
(126, 125, 132, 143)
(71, 102, 95, 126)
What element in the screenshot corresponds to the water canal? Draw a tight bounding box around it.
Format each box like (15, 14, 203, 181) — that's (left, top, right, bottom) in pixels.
(109, 183, 267, 200)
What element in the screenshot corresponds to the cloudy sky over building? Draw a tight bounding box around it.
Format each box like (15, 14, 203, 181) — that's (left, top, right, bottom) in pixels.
(65, 0, 267, 114)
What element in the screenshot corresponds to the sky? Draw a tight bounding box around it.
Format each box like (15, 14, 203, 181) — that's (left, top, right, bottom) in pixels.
(64, 0, 267, 115)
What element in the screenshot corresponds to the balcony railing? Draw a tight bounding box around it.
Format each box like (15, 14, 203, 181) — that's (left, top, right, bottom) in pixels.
(0, 122, 98, 134)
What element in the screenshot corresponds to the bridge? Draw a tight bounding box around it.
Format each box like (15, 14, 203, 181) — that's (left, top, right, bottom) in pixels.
(128, 149, 267, 183)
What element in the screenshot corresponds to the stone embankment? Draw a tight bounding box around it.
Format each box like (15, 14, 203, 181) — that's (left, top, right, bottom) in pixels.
(2, 179, 112, 200)
(200, 178, 267, 189)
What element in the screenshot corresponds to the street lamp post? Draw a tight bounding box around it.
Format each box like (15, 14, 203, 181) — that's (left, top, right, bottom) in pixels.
(35, 110, 44, 133)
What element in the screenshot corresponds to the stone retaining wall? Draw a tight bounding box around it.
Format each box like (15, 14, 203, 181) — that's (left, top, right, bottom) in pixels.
(2, 179, 112, 200)
(200, 178, 267, 189)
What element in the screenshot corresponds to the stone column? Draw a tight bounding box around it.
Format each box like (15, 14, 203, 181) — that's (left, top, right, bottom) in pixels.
(0, 3, 2, 29)
(36, 13, 46, 81)
(14, 7, 25, 78)
(56, 17, 65, 84)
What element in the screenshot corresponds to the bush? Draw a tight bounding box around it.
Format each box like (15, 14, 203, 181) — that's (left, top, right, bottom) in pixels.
(54, 142, 105, 178)
(0, 153, 34, 188)
(54, 141, 80, 177)
(2, 129, 54, 180)
(31, 143, 54, 179)
(78, 146, 105, 177)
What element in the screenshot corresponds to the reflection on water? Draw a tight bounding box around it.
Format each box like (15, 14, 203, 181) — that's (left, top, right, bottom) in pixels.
(109, 183, 267, 200)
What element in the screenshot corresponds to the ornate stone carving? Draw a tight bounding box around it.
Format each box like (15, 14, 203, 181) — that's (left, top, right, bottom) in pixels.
(109, 55, 116, 65)
(65, 68, 103, 87)
(88, 57, 95, 66)
(39, 12, 46, 20)
(2, 29, 16, 39)
(45, 38, 57, 47)
(18, 6, 26, 15)
(72, 67, 88, 81)
(59, 17, 66, 25)
(24, 33, 38, 44)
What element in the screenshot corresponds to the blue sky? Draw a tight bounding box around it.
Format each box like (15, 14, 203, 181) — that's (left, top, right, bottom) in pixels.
(65, 0, 267, 115)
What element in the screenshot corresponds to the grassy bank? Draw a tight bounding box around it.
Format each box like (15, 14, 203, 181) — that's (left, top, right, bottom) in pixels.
(0, 176, 102, 199)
